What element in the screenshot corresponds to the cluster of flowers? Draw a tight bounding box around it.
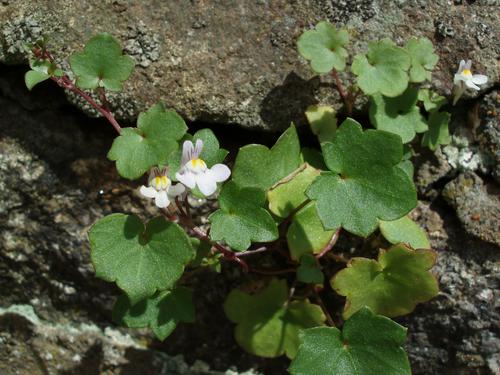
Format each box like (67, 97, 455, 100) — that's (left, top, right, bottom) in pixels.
(140, 140, 231, 208)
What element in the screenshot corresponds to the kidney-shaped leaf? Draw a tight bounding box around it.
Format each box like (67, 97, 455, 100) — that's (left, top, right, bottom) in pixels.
(306, 118, 417, 237)
(297, 21, 349, 73)
(107, 103, 187, 179)
(289, 307, 410, 375)
(331, 244, 438, 319)
(232, 125, 301, 191)
(352, 39, 410, 97)
(113, 287, 195, 341)
(69, 33, 134, 91)
(405, 37, 439, 83)
(209, 182, 278, 251)
(89, 214, 194, 304)
(369, 86, 428, 143)
(224, 279, 325, 359)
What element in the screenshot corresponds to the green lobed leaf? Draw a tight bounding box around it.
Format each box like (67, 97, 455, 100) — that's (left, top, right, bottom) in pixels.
(232, 125, 301, 191)
(209, 182, 278, 251)
(421, 111, 451, 151)
(405, 37, 439, 83)
(89, 214, 194, 304)
(69, 33, 134, 91)
(287, 202, 336, 261)
(25, 70, 50, 90)
(267, 163, 320, 218)
(306, 118, 417, 237)
(297, 22, 349, 73)
(297, 254, 324, 284)
(418, 89, 447, 112)
(331, 244, 439, 319)
(369, 86, 428, 143)
(289, 307, 411, 375)
(379, 215, 430, 249)
(168, 128, 229, 180)
(352, 39, 411, 97)
(305, 105, 337, 142)
(224, 279, 326, 359)
(107, 103, 187, 179)
(113, 287, 195, 341)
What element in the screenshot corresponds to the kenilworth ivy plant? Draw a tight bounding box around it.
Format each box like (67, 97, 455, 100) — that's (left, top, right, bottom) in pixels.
(24, 20, 485, 373)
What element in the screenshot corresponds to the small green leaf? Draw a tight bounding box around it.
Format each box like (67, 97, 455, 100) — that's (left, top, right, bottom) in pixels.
(168, 128, 228, 180)
(352, 39, 411, 97)
(232, 125, 301, 191)
(289, 307, 411, 375)
(297, 22, 349, 73)
(287, 202, 336, 261)
(190, 237, 222, 272)
(25, 70, 50, 90)
(369, 86, 428, 143)
(397, 159, 414, 180)
(305, 105, 337, 142)
(224, 279, 325, 359)
(331, 244, 439, 318)
(89, 214, 194, 304)
(209, 182, 278, 251)
(379, 215, 430, 249)
(307, 118, 417, 237)
(69, 33, 134, 91)
(113, 287, 195, 341)
(405, 37, 439, 83)
(418, 89, 447, 112)
(421, 111, 451, 151)
(107, 103, 187, 179)
(267, 163, 320, 218)
(297, 254, 324, 284)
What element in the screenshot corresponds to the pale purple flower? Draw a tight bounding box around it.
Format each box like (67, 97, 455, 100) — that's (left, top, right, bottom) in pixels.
(176, 140, 230, 196)
(140, 167, 185, 208)
(453, 60, 488, 105)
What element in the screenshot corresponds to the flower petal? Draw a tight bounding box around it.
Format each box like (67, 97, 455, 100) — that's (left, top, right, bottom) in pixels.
(465, 59, 472, 70)
(155, 190, 170, 208)
(140, 185, 157, 199)
(209, 164, 231, 182)
(471, 74, 488, 85)
(181, 140, 194, 166)
(454, 73, 466, 85)
(196, 173, 217, 196)
(194, 139, 203, 159)
(176, 171, 196, 189)
(168, 183, 185, 197)
(457, 59, 466, 74)
(464, 80, 480, 90)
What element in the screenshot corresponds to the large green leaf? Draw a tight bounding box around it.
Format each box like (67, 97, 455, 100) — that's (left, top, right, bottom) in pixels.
(232, 125, 301, 191)
(267, 163, 320, 218)
(113, 287, 195, 340)
(352, 39, 411, 97)
(369, 86, 428, 143)
(107, 103, 187, 179)
(305, 105, 337, 142)
(421, 111, 451, 151)
(209, 182, 278, 251)
(379, 215, 430, 249)
(306, 118, 417, 237)
(405, 37, 439, 83)
(289, 307, 411, 375)
(287, 202, 336, 261)
(331, 244, 438, 318)
(69, 33, 134, 91)
(224, 279, 325, 359)
(297, 21, 349, 73)
(89, 214, 194, 304)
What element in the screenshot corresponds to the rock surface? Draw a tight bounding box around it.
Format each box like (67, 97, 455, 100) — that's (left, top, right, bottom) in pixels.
(0, 0, 498, 131)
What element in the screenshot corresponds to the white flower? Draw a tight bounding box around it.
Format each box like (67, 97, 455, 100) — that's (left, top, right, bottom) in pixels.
(176, 139, 231, 196)
(140, 167, 185, 208)
(453, 59, 488, 105)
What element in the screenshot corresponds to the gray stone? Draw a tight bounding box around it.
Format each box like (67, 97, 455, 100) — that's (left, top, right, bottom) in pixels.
(0, 1, 498, 131)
